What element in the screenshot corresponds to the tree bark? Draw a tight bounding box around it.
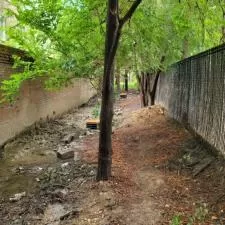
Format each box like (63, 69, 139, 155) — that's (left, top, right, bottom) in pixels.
(149, 71, 160, 106)
(124, 69, 128, 92)
(149, 56, 165, 105)
(97, 0, 142, 181)
(115, 63, 120, 94)
(97, 0, 119, 181)
(140, 72, 149, 107)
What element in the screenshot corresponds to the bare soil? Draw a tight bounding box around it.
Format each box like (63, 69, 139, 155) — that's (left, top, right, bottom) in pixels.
(0, 93, 225, 225)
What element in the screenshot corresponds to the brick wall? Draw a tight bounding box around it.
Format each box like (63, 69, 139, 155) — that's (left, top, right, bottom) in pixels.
(0, 44, 96, 145)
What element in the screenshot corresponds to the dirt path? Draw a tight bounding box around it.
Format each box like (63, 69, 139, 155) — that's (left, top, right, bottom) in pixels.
(1, 93, 225, 225)
(81, 94, 225, 225)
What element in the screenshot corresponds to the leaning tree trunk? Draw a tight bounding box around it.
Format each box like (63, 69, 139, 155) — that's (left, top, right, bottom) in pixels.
(149, 56, 165, 105)
(97, 0, 142, 181)
(149, 70, 160, 106)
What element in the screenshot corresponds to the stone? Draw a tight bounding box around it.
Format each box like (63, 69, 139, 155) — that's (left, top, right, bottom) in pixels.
(133, 136, 140, 142)
(57, 147, 74, 160)
(61, 162, 69, 168)
(9, 192, 26, 202)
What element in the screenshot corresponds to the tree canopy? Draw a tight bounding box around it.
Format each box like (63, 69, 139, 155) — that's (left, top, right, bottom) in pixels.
(0, 0, 225, 102)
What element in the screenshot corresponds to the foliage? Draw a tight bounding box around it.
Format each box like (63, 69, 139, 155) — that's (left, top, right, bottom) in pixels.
(187, 204, 208, 225)
(91, 102, 100, 118)
(1, 0, 225, 102)
(170, 204, 208, 225)
(1, 0, 106, 102)
(170, 215, 182, 225)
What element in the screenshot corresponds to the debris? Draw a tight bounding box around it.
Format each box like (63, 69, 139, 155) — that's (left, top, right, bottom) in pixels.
(15, 166, 25, 174)
(51, 188, 69, 200)
(120, 93, 127, 99)
(60, 209, 80, 220)
(9, 192, 26, 202)
(86, 119, 100, 130)
(62, 133, 75, 144)
(193, 158, 214, 177)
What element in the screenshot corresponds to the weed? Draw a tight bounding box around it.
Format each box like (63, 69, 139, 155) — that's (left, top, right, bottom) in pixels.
(92, 103, 100, 118)
(187, 204, 208, 225)
(170, 215, 182, 225)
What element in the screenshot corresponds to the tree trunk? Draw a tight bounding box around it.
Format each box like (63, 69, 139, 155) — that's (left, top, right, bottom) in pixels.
(140, 72, 149, 107)
(149, 56, 165, 105)
(115, 63, 120, 94)
(149, 70, 161, 106)
(97, 0, 120, 181)
(124, 70, 128, 92)
(97, 0, 142, 181)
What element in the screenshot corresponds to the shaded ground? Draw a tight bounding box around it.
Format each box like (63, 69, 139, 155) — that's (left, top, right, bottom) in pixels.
(0, 93, 225, 225)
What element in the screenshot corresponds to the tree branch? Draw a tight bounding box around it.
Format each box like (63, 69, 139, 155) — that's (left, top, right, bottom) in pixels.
(119, 0, 142, 27)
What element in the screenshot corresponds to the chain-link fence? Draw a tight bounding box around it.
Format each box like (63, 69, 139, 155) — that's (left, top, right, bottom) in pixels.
(156, 44, 225, 155)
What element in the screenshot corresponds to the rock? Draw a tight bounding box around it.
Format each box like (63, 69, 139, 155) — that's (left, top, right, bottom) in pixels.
(61, 134, 75, 144)
(61, 162, 69, 168)
(89, 170, 95, 176)
(74, 152, 80, 161)
(52, 188, 69, 199)
(9, 192, 26, 202)
(57, 147, 74, 160)
(86, 130, 94, 136)
(133, 136, 140, 142)
(15, 166, 25, 174)
(114, 109, 122, 116)
(211, 216, 218, 220)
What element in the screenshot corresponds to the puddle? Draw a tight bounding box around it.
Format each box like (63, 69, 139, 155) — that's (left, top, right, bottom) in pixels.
(0, 143, 57, 197)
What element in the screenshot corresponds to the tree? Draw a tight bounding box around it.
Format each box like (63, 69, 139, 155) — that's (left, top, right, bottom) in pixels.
(1, 0, 225, 180)
(1, 0, 106, 102)
(97, 0, 142, 180)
